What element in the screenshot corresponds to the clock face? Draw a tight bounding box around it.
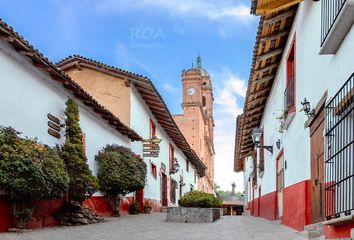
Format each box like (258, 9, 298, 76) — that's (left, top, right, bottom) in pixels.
(187, 87, 196, 96)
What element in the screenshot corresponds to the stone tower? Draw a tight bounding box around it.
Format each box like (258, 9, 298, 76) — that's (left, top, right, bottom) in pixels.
(173, 55, 215, 193)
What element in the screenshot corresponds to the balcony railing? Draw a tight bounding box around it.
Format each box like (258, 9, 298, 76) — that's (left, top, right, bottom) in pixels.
(321, 0, 347, 46)
(284, 76, 295, 112)
(325, 73, 354, 220)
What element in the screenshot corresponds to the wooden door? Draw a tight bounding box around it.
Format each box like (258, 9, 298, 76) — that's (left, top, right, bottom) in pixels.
(310, 106, 325, 223)
(277, 153, 284, 219)
(161, 173, 168, 207)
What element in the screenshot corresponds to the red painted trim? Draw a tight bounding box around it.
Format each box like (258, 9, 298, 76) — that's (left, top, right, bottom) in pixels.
(324, 222, 354, 239)
(259, 191, 277, 221)
(120, 196, 135, 214)
(261, 128, 264, 169)
(0, 196, 15, 232)
(161, 173, 168, 207)
(169, 143, 175, 170)
(282, 180, 312, 231)
(150, 119, 156, 138)
(136, 189, 144, 213)
(258, 187, 261, 217)
(286, 33, 296, 113)
(151, 162, 157, 177)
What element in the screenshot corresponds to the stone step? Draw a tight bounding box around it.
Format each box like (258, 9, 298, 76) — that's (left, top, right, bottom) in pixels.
(297, 230, 324, 240)
(161, 207, 168, 213)
(304, 222, 324, 232)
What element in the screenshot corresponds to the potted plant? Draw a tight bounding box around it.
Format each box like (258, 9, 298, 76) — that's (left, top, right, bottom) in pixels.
(276, 109, 288, 133)
(144, 200, 152, 214)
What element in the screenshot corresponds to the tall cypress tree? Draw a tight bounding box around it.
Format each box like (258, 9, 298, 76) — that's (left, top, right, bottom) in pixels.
(61, 98, 98, 203)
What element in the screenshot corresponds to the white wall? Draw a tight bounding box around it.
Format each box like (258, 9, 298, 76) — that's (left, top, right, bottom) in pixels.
(243, 156, 254, 204)
(130, 86, 198, 206)
(253, 0, 354, 197)
(0, 39, 135, 197)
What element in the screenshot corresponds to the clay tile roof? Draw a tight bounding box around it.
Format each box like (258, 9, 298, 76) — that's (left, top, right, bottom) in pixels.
(0, 18, 142, 142)
(237, 5, 298, 164)
(57, 55, 207, 177)
(234, 114, 244, 172)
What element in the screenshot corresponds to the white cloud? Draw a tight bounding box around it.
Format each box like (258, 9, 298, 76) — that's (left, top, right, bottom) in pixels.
(95, 0, 253, 23)
(162, 83, 175, 92)
(214, 72, 246, 117)
(212, 67, 246, 192)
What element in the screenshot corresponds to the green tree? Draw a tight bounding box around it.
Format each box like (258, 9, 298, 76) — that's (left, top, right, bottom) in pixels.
(0, 127, 69, 228)
(96, 145, 147, 216)
(61, 98, 98, 203)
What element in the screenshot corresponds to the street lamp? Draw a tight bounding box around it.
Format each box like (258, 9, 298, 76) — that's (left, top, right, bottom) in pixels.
(251, 128, 273, 154)
(170, 158, 180, 175)
(276, 139, 281, 150)
(301, 98, 315, 117)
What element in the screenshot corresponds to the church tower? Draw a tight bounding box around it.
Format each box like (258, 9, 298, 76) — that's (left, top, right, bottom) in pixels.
(173, 55, 215, 193)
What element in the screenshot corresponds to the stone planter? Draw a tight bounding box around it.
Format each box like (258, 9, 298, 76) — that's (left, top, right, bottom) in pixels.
(166, 207, 221, 223)
(144, 205, 152, 214)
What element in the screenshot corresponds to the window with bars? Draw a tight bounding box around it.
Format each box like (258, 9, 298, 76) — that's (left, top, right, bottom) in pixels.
(284, 36, 296, 113)
(169, 144, 175, 172)
(325, 73, 354, 220)
(321, 0, 347, 46)
(151, 163, 157, 178)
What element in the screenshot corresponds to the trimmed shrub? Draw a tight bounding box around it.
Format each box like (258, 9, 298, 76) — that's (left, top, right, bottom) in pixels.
(179, 191, 223, 208)
(96, 144, 147, 216)
(0, 127, 69, 228)
(61, 98, 98, 203)
(128, 201, 140, 215)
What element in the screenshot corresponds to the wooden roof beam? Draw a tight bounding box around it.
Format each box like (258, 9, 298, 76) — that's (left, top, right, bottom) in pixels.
(246, 105, 265, 115)
(260, 31, 289, 43)
(263, 9, 296, 25)
(248, 87, 271, 98)
(254, 62, 279, 74)
(257, 48, 283, 62)
(253, 74, 275, 84)
(247, 95, 268, 106)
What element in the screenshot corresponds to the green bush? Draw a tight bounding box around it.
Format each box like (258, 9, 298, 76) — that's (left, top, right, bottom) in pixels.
(0, 127, 69, 228)
(96, 144, 147, 216)
(61, 98, 98, 203)
(128, 201, 140, 215)
(178, 191, 223, 208)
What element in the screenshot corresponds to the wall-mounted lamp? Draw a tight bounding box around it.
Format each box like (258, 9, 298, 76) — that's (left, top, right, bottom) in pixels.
(301, 98, 315, 117)
(276, 139, 281, 150)
(251, 128, 273, 154)
(170, 158, 180, 175)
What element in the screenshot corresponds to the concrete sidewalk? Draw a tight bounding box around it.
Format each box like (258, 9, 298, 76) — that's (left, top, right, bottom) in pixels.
(1, 214, 306, 240)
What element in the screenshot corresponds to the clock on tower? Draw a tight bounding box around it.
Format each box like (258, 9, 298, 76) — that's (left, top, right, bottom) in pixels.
(173, 54, 215, 194)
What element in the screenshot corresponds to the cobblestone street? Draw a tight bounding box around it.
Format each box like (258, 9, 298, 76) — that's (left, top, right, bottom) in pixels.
(1, 214, 306, 240)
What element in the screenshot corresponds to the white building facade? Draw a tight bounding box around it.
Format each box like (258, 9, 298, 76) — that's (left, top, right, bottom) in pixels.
(0, 19, 206, 232)
(0, 20, 143, 231)
(235, 1, 354, 238)
(57, 55, 207, 213)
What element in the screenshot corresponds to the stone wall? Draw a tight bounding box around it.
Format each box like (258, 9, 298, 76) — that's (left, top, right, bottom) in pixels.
(166, 207, 220, 223)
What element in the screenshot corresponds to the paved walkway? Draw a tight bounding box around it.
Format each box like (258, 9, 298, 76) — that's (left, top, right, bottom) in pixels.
(1, 214, 306, 240)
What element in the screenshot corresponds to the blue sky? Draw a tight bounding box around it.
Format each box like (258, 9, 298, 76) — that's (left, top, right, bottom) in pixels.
(0, 0, 259, 191)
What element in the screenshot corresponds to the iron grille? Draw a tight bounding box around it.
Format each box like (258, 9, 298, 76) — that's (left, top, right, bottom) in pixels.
(284, 76, 295, 112)
(325, 73, 354, 220)
(321, 0, 347, 46)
